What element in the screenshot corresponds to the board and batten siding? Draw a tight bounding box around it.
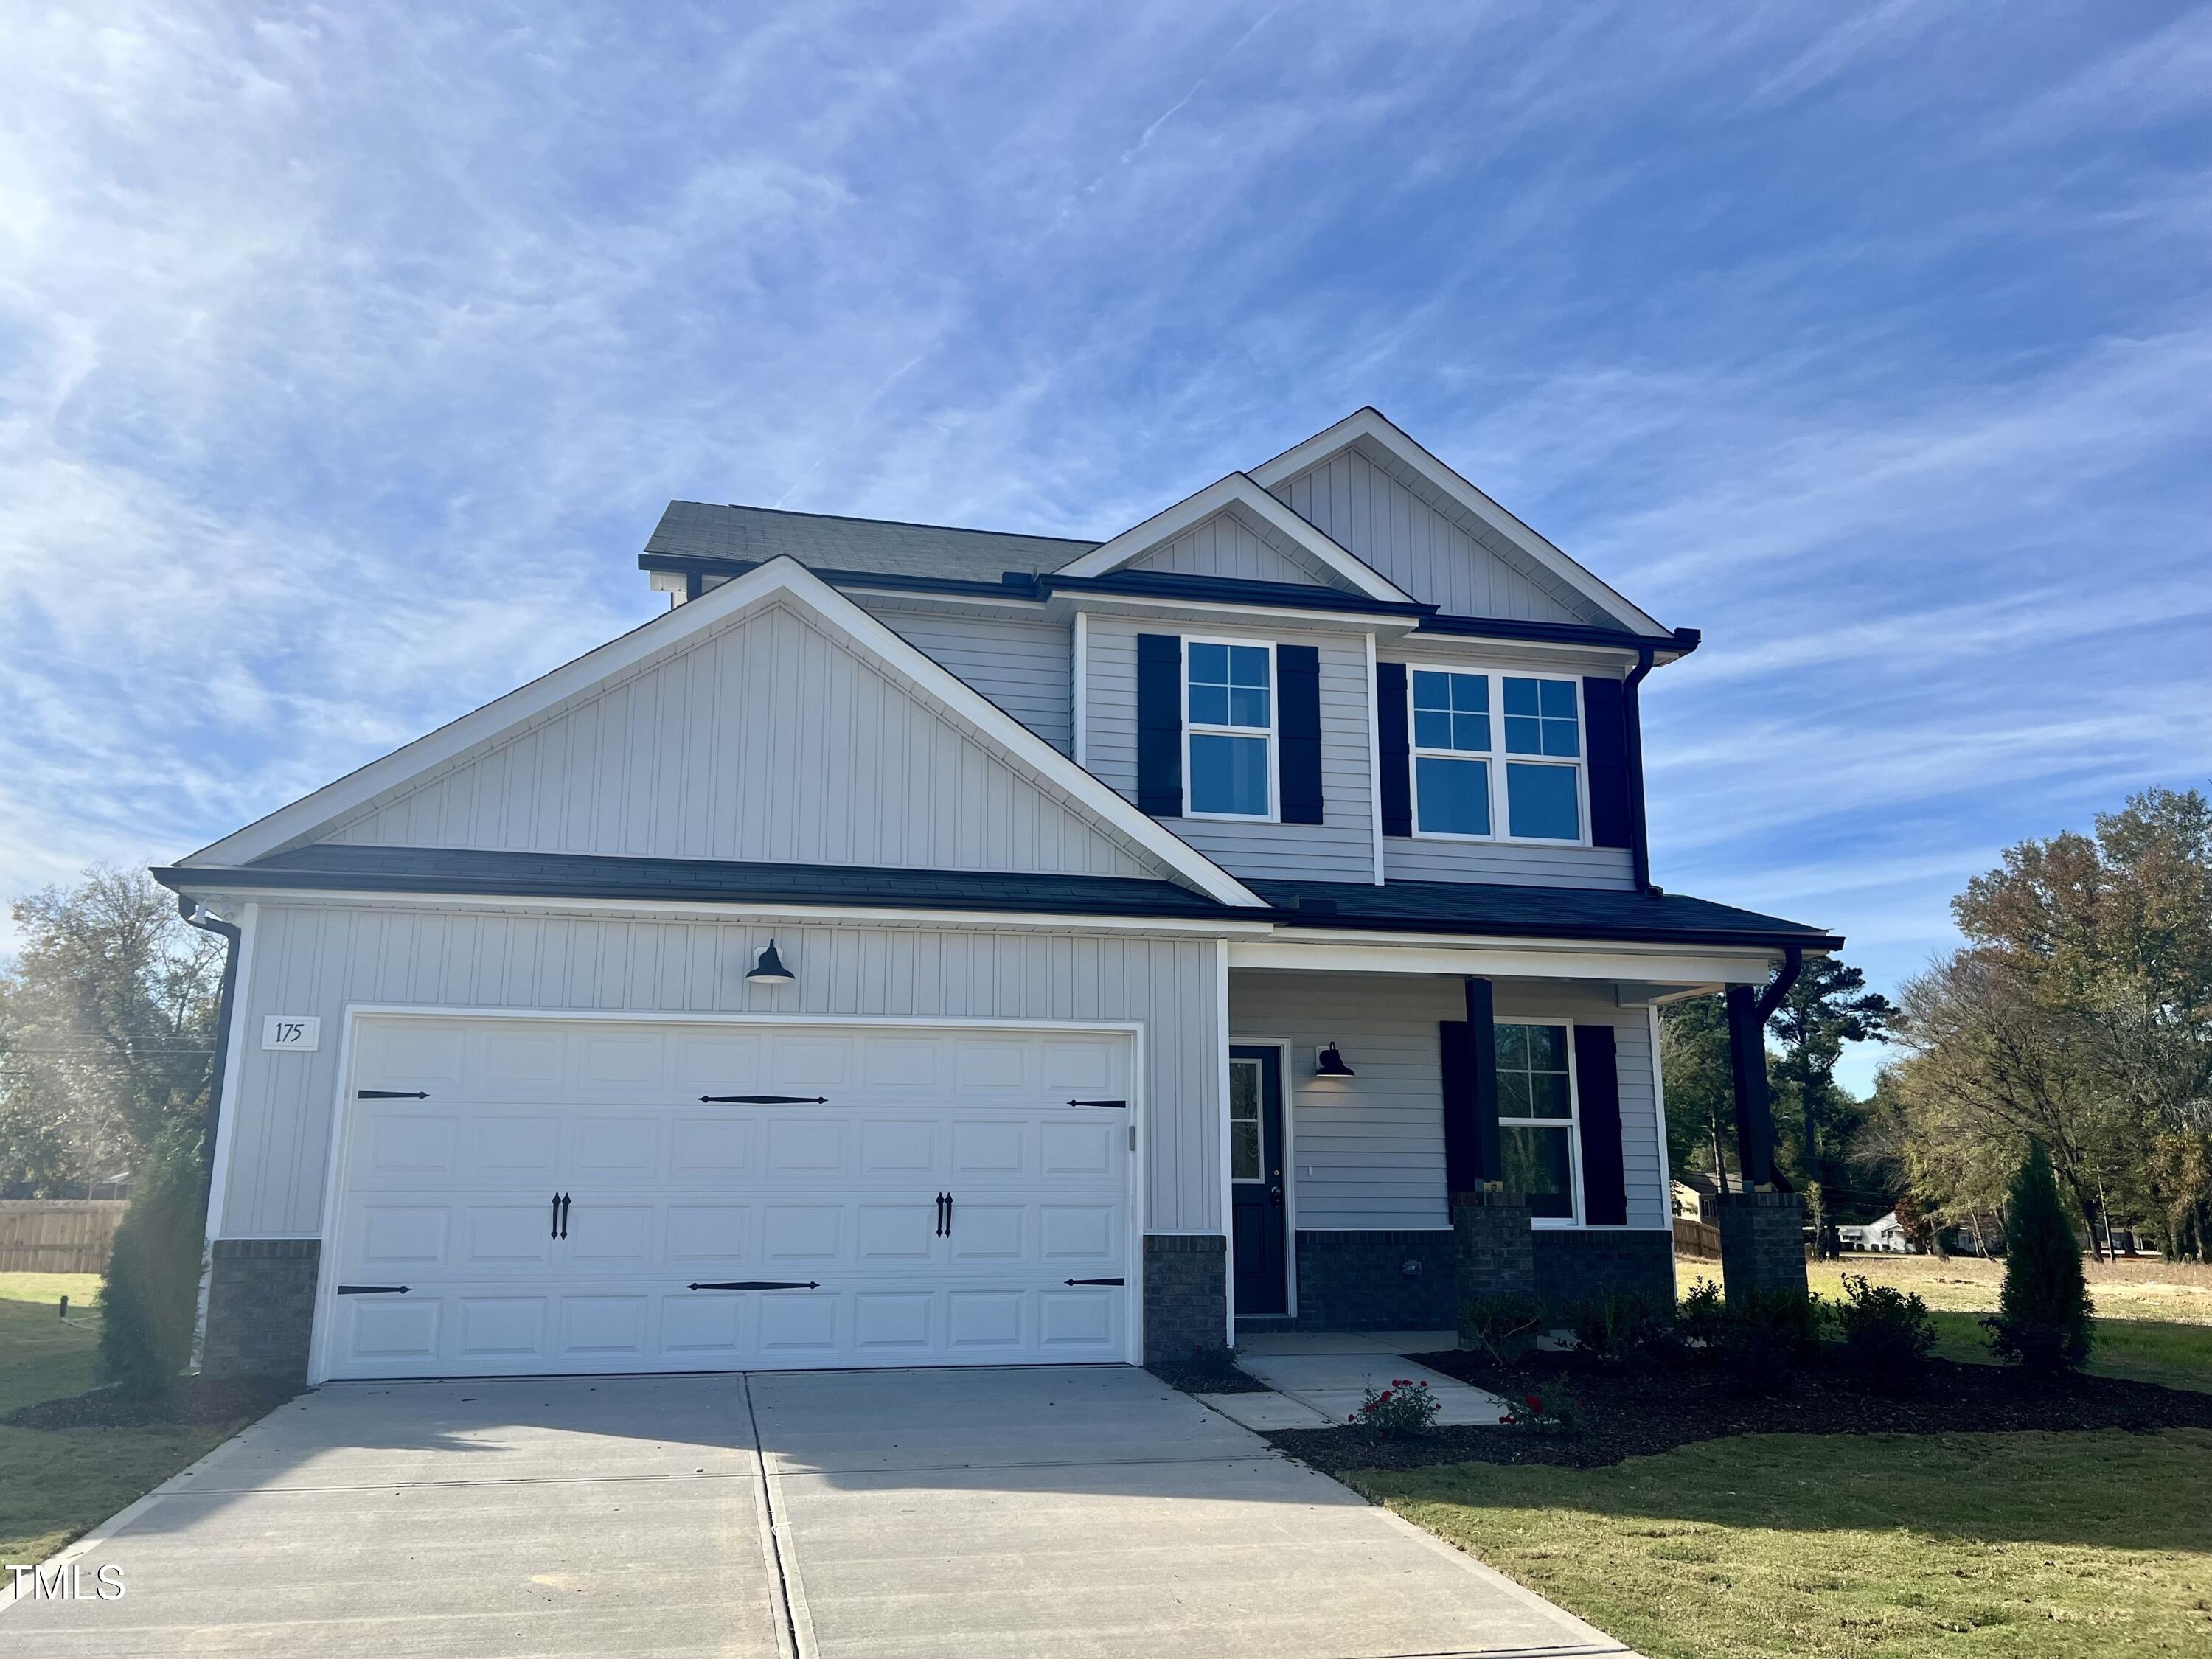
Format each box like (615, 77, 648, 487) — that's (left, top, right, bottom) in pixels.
(877, 611, 1074, 756)
(1083, 616, 1376, 883)
(1122, 508, 1340, 588)
(216, 902, 1225, 1239)
(1270, 446, 1606, 625)
(1230, 971, 1667, 1232)
(319, 599, 1154, 880)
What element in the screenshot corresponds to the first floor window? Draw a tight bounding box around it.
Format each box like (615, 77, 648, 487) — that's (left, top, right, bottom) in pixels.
(1496, 1020, 1577, 1221)
(1187, 641, 1273, 817)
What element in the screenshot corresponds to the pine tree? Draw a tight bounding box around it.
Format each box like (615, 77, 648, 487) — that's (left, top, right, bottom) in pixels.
(1984, 1141, 2094, 1372)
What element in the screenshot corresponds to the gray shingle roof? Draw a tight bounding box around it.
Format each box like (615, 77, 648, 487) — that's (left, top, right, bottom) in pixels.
(647, 501, 1097, 583)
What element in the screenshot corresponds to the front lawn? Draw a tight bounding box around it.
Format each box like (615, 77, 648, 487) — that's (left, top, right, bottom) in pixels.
(1354, 1427, 2212, 1659)
(0, 1271, 268, 1565)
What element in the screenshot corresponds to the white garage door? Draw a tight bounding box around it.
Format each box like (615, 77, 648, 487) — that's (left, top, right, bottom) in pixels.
(319, 1017, 1135, 1380)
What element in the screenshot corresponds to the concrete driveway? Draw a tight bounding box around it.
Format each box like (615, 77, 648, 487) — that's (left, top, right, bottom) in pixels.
(1, 1367, 1630, 1658)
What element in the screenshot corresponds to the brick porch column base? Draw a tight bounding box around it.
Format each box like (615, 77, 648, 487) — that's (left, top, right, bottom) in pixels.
(1714, 1191, 1809, 1301)
(1451, 1189, 1535, 1338)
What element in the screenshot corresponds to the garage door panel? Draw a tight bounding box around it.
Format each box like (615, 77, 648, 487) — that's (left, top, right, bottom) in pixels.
(456, 1295, 548, 1360)
(462, 1205, 555, 1267)
(665, 1204, 751, 1265)
(460, 1114, 558, 1183)
(330, 1019, 1135, 1380)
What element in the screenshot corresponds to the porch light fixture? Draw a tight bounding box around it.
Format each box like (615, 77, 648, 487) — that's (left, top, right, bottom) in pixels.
(746, 939, 795, 986)
(1314, 1042, 1354, 1077)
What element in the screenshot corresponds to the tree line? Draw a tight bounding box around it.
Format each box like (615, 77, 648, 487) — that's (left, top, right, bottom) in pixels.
(1664, 786, 2212, 1260)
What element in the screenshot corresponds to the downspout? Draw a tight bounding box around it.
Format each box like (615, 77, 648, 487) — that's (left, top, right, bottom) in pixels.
(1624, 644, 1657, 894)
(178, 896, 243, 1205)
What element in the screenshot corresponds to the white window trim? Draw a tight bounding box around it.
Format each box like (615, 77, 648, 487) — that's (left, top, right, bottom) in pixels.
(1496, 1016, 1583, 1228)
(1404, 662, 1592, 848)
(1183, 635, 1279, 822)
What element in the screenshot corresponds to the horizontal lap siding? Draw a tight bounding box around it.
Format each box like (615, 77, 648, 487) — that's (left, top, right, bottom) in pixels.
(1384, 841, 1637, 889)
(322, 600, 1147, 879)
(1272, 448, 1603, 624)
(1086, 618, 1375, 883)
(880, 613, 1074, 756)
(218, 904, 1222, 1239)
(1231, 971, 1460, 1230)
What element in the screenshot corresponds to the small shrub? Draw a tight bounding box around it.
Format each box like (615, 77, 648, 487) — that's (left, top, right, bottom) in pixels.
(1570, 1292, 1683, 1370)
(1677, 1281, 1727, 1352)
(1348, 1377, 1441, 1438)
(1714, 1289, 1826, 1394)
(1459, 1292, 1547, 1366)
(1983, 1141, 2094, 1373)
(100, 1131, 209, 1397)
(1498, 1378, 1578, 1434)
(1834, 1273, 1937, 1390)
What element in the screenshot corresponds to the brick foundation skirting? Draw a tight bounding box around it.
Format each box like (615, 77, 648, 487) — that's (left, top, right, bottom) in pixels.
(1281, 1230, 1457, 1330)
(1531, 1228, 1677, 1307)
(203, 1237, 320, 1382)
(1142, 1234, 1228, 1364)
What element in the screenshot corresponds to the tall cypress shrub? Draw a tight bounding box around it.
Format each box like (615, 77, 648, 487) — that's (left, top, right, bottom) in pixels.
(1983, 1141, 2093, 1372)
(100, 1131, 209, 1396)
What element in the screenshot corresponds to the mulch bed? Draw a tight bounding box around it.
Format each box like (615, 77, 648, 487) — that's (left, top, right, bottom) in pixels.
(4, 1374, 302, 1431)
(1266, 1349, 2212, 1474)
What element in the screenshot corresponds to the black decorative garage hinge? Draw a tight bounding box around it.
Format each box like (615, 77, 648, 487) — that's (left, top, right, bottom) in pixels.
(698, 1094, 830, 1105)
(685, 1280, 821, 1291)
(335, 1284, 412, 1295)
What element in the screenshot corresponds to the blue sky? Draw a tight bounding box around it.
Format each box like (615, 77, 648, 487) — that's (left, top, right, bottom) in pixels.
(3, 4, 2207, 1092)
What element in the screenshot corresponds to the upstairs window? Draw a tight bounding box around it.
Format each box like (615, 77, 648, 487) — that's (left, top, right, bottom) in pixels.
(1411, 669, 1490, 836)
(1186, 641, 1273, 818)
(1497, 1021, 1578, 1222)
(1406, 667, 1585, 844)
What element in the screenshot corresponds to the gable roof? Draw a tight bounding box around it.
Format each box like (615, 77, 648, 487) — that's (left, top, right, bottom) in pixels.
(647, 501, 1091, 584)
(180, 557, 1268, 909)
(1251, 408, 1672, 638)
(1049, 473, 1415, 605)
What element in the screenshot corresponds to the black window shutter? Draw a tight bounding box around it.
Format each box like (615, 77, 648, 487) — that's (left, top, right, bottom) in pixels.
(1277, 644, 1324, 824)
(1376, 661, 1411, 837)
(1583, 675, 1633, 850)
(1136, 634, 1183, 816)
(1573, 1023, 1627, 1226)
(1439, 1020, 1475, 1194)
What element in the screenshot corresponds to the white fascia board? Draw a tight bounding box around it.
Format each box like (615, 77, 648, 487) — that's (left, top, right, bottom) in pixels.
(1250, 409, 1672, 639)
(1051, 473, 1416, 606)
(181, 557, 1267, 910)
(1228, 933, 1785, 984)
(156, 882, 1280, 937)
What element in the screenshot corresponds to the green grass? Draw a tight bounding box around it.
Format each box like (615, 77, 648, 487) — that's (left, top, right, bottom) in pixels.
(0, 1272, 251, 1565)
(1355, 1429, 2212, 1659)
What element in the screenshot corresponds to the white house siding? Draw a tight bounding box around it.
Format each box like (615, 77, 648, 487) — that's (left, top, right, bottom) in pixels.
(877, 611, 1074, 756)
(1231, 971, 1668, 1234)
(1270, 446, 1605, 625)
(319, 599, 1154, 880)
(1122, 508, 1341, 588)
(215, 902, 1225, 1240)
(1084, 616, 1376, 883)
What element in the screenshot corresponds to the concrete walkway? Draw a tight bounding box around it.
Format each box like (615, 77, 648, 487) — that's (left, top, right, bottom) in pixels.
(1, 1367, 1630, 1658)
(1200, 1329, 1511, 1432)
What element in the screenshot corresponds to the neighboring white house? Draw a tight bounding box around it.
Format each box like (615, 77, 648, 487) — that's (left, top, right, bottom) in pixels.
(158, 408, 1838, 1385)
(1839, 1211, 1916, 1253)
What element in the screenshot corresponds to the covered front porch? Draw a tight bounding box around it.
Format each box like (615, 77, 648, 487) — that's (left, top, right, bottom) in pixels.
(1221, 928, 1811, 1339)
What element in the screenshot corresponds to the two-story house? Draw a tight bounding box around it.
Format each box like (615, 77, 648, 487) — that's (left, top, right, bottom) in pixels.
(161, 408, 1830, 1384)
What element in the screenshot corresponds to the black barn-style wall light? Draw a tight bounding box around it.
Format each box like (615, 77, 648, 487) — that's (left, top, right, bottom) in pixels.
(746, 939, 796, 986)
(1314, 1042, 1355, 1077)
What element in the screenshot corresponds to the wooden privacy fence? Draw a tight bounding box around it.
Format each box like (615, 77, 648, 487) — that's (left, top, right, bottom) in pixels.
(1673, 1216, 1722, 1260)
(0, 1200, 130, 1274)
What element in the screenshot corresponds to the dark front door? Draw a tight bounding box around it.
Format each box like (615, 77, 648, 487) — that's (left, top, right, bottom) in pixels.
(1229, 1045, 1287, 1317)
